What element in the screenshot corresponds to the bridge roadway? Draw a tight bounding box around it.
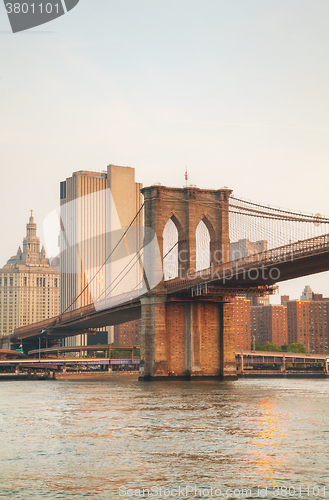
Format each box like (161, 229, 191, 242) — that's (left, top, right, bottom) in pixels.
(235, 350, 329, 375)
(11, 233, 329, 345)
(0, 351, 327, 374)
(0, 357, 140, 371)
(235, 350, 328, 364)
(0, 350, 27, 360)
(27, 344, 138, 358)
(11, 294, 141, 346)
(167, 233, 329, 293)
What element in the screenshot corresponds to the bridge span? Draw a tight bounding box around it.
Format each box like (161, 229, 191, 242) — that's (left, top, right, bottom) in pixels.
(11, 233, 329, 349)
(9, 185, 329, 381)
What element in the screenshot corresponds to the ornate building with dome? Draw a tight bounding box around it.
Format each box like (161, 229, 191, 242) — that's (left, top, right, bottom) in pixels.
(0, 212, 60, 337)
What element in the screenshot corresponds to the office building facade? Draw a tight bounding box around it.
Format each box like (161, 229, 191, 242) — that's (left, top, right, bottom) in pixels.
(60, 165, 143, 346)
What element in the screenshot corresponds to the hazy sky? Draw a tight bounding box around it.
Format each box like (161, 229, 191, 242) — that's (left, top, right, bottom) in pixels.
(1, 0, 329, 303)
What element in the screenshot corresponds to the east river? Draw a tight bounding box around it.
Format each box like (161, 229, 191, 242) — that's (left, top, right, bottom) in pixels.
(0, 376, 328, 500)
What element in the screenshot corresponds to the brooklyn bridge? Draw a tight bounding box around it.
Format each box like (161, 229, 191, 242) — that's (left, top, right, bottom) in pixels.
(11, 185, 329, 380)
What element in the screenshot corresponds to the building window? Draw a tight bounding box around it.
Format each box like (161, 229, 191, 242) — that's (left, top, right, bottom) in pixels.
(24, 277, 27, 286)
(60, 181, 67, 200)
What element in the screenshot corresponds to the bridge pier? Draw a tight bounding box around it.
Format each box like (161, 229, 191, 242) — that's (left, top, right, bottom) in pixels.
(139, 184, 236, 380)
(140, 294, 168, 379)
(139, 293, 237, 380)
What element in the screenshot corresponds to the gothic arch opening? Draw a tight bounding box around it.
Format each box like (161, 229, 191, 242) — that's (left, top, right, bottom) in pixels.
(163, 218, 179, 280)
(196, 219, 211, 271)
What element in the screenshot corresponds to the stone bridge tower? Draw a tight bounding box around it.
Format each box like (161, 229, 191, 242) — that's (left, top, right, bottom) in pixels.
(139, 185, 237, 380)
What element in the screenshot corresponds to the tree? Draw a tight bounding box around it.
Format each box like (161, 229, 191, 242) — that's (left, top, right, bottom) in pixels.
(287, 342, 306, 353)
(281, 345, 288, 352)
(262, 341, 282, 352)
(255, 341, 263, 351)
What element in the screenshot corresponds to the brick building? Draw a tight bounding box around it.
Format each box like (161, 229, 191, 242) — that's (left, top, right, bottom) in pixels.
(248, 295, 270, 306)
(262, 305, 288, 346)
(250, 304, 288, 347)
(250, 305, 264, 344)
(233, 296, 251, 350)
(114, 319, 141, 346)
(281, 295, 290, 305)
(287, 300, 329, 354)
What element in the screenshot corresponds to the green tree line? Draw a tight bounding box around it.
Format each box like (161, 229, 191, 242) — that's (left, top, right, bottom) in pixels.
(254, 341, 307, 353)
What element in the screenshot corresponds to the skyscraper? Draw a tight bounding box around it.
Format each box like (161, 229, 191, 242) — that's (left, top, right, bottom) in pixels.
(0, 213, 60, 337)
(59, 165, 143, 346)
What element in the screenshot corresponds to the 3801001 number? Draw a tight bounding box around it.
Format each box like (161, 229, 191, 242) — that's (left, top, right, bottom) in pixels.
(5, 3, 60, 14)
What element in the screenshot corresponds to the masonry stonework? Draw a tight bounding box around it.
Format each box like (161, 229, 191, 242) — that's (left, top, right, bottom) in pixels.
(139, 185, 237, 380)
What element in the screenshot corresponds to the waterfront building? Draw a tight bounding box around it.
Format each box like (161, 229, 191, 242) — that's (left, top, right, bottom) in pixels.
(250, 304, 288, 347)
(0, 213, 60, 337)
(114, 319, 141, 346)
(262, 305, 288, 346)
(287, 300, 309, 347)
(250, 305, 264, 344)
(287, 300, 329, 354)
(60, 165, 143, 347)
(234, 296, 251, 350)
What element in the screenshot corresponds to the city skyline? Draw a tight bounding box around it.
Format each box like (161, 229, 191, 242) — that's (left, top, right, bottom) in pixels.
(1, 172, 329, 305)
(1, 0, 329, 302)
(1, 2, 328, 497)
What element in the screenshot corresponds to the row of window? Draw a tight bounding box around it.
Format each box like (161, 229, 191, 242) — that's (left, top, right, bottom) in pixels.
(0, 277, 58, 287)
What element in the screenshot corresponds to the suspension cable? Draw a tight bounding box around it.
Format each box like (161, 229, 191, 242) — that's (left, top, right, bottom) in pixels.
(61, 203, 144, 314)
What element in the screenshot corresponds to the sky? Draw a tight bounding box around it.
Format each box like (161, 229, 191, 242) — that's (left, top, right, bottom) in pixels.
(1, 0, 329, 303)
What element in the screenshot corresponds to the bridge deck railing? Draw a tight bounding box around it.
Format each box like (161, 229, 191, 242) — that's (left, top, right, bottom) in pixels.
(166, 233, 329, 292)
(13, 233, 329, 337)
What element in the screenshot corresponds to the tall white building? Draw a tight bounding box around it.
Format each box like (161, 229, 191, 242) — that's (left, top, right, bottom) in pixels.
(231, 238, 268, 261)
(301, 285, 313, 301)
(60, 165, 143, 346)
(0, 213, 60, 337)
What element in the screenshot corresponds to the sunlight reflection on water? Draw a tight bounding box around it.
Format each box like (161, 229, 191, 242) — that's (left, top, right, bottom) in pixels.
(0, 377, 328, 499)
